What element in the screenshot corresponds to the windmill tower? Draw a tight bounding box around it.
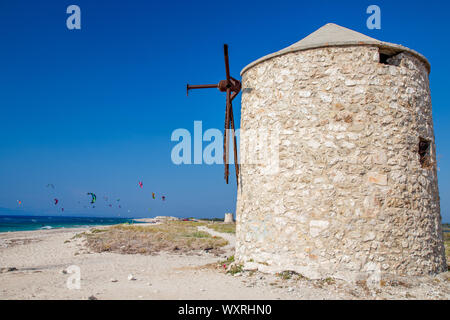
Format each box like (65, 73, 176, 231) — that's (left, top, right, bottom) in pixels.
(235, 23, 446, 281)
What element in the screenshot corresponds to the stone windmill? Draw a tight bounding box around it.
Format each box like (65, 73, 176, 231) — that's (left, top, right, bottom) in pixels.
(235, 23, 446, 281)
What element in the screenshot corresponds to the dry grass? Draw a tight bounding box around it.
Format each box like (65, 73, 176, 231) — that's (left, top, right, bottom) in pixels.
(276, 270, 299, 280)
(207, 223, 236, 234)
(355, 279, 371, 295)
(81, 221, 228, 255)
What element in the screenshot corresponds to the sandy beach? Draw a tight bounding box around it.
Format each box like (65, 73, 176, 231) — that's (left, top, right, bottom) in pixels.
(0, 225, 449, 300)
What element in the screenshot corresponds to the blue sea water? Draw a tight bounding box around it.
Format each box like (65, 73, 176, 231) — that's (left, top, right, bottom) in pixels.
(0, 215, 138, 233)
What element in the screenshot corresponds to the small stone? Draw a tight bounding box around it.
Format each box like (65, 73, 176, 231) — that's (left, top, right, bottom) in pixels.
(367, 172, 388, 186)
(88, 295, 97, 300)
(298, 90, 312, 98)
(110, 278, 118, 283)
(309, 220, 330, 237)
(128, 274, 136, 281)
(1, 267, 18, 273)
(363, 232, 376, 242)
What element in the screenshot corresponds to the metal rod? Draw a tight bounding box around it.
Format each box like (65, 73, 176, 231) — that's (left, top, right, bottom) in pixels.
(187, 84, 218, 89)
(186, 84, 219, 96)
(224, 44, 231, 82)
(224, 88, 231, 184)
(229, 104, 239, 187)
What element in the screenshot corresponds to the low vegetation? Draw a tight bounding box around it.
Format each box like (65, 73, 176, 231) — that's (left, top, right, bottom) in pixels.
(200, 218, 224, 222)
(227, 263, 243, 275)
(207, 223, 236, 234)
(276, 271, 296, 280)
(218, 255, 235, 270)
(276, 270, 307, 281)
(80, 221, 228, 255)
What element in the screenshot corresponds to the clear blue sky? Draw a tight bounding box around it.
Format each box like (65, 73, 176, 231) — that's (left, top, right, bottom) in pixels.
(0, 0, 449, 221)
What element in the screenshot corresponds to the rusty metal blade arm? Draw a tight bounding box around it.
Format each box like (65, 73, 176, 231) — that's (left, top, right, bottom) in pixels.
(224, 44, 231, 82)
(224, 88, 231, 184)
(186, 84, 219, 96)
(229, 103, 239, 186)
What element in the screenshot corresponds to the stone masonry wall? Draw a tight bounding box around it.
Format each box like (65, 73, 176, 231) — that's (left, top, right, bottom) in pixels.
(236, 45, 447, 281)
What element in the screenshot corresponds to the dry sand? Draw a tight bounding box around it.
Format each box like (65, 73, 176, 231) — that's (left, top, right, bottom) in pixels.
(0, 225, 449, 300)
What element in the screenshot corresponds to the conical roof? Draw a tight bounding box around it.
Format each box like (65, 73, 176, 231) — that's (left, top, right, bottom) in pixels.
(241, 23, 430, 75)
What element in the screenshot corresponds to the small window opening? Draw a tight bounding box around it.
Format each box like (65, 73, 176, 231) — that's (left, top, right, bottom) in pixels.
(379, 53, 392, 64)
(418, 138, 432, 169)
(379, 51, 402, 66)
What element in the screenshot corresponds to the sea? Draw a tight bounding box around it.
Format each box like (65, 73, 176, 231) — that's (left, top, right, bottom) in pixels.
(0, 215, 138, 233)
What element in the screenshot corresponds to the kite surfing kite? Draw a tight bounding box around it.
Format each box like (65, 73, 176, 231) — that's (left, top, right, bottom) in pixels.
(17, 200, 22, 206)
(138, 181, 143, 188)
(54, 198, 59, 205)
(87, 192, 97, 204)
(152, 192, 155, 199)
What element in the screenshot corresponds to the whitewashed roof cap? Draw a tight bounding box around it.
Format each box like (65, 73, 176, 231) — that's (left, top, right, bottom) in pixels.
(241, 23, 430, 75)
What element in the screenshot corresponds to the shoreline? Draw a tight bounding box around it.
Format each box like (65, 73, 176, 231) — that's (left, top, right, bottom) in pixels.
(0, 216, 151, 234)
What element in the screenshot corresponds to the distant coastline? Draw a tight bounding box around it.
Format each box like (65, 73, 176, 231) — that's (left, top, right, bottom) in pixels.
(0, 215, 137, 233)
